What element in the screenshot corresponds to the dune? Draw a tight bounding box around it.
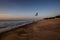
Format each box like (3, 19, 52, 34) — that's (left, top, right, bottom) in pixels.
(0, 18, 60, 40)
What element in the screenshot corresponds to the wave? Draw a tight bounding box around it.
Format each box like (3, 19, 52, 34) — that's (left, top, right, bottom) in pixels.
(0, 20, 32, 33)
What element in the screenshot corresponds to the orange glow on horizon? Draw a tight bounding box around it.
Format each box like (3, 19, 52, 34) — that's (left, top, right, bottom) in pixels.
(0, 13, 33, 20)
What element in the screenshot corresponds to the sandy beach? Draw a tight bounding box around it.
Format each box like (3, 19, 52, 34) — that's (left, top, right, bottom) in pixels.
(0, 18, 60, 40)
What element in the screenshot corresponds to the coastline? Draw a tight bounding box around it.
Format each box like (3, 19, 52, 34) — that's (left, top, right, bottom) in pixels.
(0, 21, 33, 34)
(0, 18, 60, 40)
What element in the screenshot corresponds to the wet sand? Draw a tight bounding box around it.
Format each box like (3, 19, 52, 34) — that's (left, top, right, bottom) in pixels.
(0, 18, 60, 40)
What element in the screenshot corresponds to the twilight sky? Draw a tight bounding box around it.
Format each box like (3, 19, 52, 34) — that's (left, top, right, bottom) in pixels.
(0, 0, 60, 20)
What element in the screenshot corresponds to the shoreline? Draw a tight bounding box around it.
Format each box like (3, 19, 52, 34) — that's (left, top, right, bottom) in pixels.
(0, 18, 60, 40)
(0, 21, 33, 34)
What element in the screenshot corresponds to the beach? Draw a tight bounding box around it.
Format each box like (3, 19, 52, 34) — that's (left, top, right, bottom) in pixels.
(0, 18, 60, 40)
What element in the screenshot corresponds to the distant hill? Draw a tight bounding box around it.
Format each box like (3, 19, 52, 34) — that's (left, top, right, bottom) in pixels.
(44, 15, 60, 19)
(55, 15, 60, 18)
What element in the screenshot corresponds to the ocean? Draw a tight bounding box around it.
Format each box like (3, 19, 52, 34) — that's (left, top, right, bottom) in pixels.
(0, 20, 32, 28)
(0, 20, 32, 33)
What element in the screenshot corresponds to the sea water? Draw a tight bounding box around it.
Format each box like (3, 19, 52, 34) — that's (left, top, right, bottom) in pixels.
(0, 20, 32, 28)
(0, 20, 32, 33)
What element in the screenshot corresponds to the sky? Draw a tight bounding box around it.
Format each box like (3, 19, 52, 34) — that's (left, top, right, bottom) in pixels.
(0, 0, 60, 20)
